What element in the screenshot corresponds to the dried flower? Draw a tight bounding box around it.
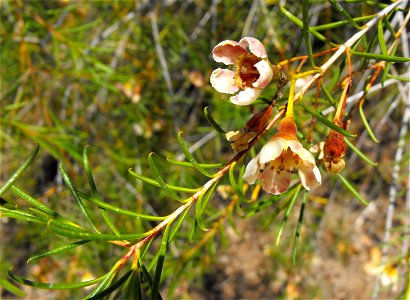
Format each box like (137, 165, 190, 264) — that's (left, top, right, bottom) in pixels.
(243, 116, 321, 195)
(210, 37, 278, 105)
(324, 129, 346, 174)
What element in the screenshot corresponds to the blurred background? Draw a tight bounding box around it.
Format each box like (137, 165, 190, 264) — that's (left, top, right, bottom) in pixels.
(1, 0, 409, 299)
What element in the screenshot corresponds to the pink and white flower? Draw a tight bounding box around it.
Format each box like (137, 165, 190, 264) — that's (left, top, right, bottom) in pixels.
(210, 37, 276, 105)
(243, 117, 321, 195)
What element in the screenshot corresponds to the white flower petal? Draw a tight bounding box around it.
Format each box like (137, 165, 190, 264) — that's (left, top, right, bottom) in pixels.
(262, 167, 291, 195)
(259, 138, 284, 164)
(289, 142, 316, 165)
(298, 164, 321, 190)
(210, 68, 239, 94)
(212, 40, 247, 65)
(253, 60, 273, 88)
(243, 155, 260, 184)
(230, 88, 261, 106)
(239, 37, 267, 58)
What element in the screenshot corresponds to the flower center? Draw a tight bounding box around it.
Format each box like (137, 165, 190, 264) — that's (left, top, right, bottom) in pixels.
(268, 148, 301, 174)
(234, 53, 261, 89)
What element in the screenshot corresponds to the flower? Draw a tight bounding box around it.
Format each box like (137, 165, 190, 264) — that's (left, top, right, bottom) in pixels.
(210, 37, 277, 105)
(243, 116, 321, 195)
(324, 129, 346, 174)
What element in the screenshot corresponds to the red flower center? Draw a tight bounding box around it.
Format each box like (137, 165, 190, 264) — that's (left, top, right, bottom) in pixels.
(234, 53, 261, 89)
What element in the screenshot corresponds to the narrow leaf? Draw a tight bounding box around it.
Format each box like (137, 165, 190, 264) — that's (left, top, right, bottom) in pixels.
(204, 107, 225, 134)
(377, 17, 388, 56)
(0, 207, 42, 223)
(87, 270, 132, 300)
(27, 240, 91, 264)
(344, 138, 378, 166)
(300, 101, 356, 137)
(8, 269, 102, 290)
(302, 0, 316, 68)
(0, 143, 39, 196)
(48, 220, 150, 241)
(151, 223, 171, 300)
(279, 5, 331, 45)
(320, 83, 336, 106)
(228, 162, 249, 203)
(83, 146, 121, 236)
(351, 51, 410, 63)
(148, 153, 185, 202)
(0, 277, 26, 297)
(77, 189, 166, 221)
(337, 173, 369, 206)
(359, 101, 380, 143)
(86, 265, 119, 298)
(292, 191, 307, 265)
(329, 0, 361, 30)
(123, 270, 142, 300)
(177, 132, 215, 178)
(129, 169, 199, 193)
(276, 184, 302, 246)
(59, 164, 99, 231)
(10, 185, 61, 218)
(166, 157, 223, 169)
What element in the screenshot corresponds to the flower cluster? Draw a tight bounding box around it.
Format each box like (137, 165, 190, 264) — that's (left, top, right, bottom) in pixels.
(210, 37, 325, 195)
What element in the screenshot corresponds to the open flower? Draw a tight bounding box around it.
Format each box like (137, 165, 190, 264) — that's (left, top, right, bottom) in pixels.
(210, 37, 277, 105)
(243, 116, 321, 195)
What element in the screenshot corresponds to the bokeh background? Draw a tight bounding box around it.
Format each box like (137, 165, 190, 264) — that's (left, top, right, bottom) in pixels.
(1, 0, 409, 299)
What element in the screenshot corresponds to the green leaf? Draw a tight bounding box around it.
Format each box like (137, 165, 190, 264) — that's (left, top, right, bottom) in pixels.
(321, 83, 336, 106)
(204, 107, 225, 134)
(276, 184, 302, 246)
(377, 17, 388, 56)
(59, 164, 99, 232)
(85, 265, 119, 298)
(27, 240, 91, 264)
(279, 5, 332, 45)
(312, 14, 375, 31)
(129, 169, 199, 194)
(87, 270, 133, 300)
(351, 51, 410, 63)
(0, 277, 26, 297)
(0, 207, 42, 223)
(77, 189, 167, 221)
(148, 153, 185, 203)
(299, 101, 356, 137)
(166, 157, 223, 169)
(123, 269, 143, 300)
(0, 143, 39, 196)
(344, 138, 378, 166)
(302, 0, 316, 68)
(228, 162, 249, 203)
(337, 173, 369, 206)
(329, 0, 361, 30)
(359, 102, 380, 143)
(292, 191, 307, 265)
(8, 268, 103, 290)
(177, 132, 215, 178)
(169, 203, 193, 242)
(48, 220, 150, 241)
(151, 223, 172, 300)
(10, 185, 62, 219)
(83, 146, 98, 197)
(83, 146, 121, 236)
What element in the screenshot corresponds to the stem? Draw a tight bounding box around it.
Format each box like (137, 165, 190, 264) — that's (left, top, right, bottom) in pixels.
(286, 79, 296, 118)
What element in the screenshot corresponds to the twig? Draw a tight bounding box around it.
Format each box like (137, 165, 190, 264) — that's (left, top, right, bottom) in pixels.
(149, 10, 179, 133)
